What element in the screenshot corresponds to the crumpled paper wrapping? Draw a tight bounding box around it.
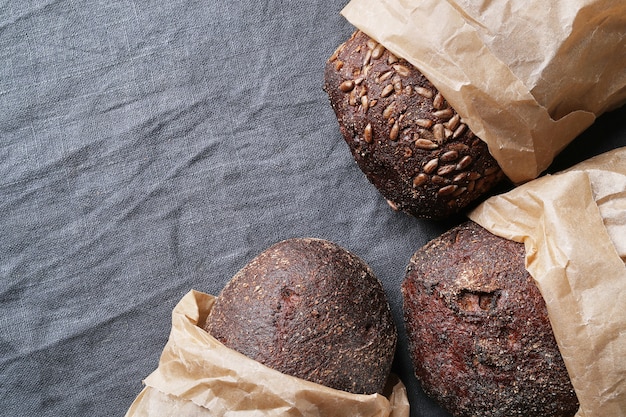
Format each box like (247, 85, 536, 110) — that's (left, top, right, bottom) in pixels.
(125, 290, 410, 417)
(468, 147, 626, 417)
(341, 0, 626, 183)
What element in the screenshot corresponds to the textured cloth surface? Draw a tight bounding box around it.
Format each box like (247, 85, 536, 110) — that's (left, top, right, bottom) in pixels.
(1, 1, 624, 416)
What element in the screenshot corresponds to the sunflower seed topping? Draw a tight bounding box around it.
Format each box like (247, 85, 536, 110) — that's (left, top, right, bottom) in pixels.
(362, 63, 372, 77)
(440, 150, 459, 162)
(349, 90, 357, 106)
(372, 44, 385, 60)
(392, 64, 411, 77)
(386, 199, 399, 211)
(433, 108, 454, 120)
(415, 119, 434, 128)
(438, 184, 458, 196)
(456, 155, 473, 171)
(394, 79, 403, 93)
(453, 172, 469, 183)
(452, 186, 467, 197)
(363, 50, 372, 66)
(431, 175, 448, 185)
(364, 123, 373, 143)
(339, 80, 355, 92)
(361, 95, 369, 111)
(415, 86, 434, 98)
(383, 103, 395, 119)
(446, 114, 460, 131)
(389, 121, 399, 141)
(415, 138, 439, 150)
(423, 158, 439, 174)
(448, 143, 468, 152)
(381, 84, 394, 98)
(433, 123, 445, 141)
(437, 164, 456, 176)
(433, 92, 445, 109)
(413, 173, 428, 187)
(379, 70, 394, 82)
(452, 124, 467, 139)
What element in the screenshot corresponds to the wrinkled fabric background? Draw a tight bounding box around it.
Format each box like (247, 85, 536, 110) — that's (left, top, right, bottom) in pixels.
(1, 1, 624, 416)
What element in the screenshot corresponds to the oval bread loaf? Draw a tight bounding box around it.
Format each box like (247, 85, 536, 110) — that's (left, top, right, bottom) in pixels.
(402, 221, 578, 416)
(204, 238, 397, 395)
(324, 31, 505, 219)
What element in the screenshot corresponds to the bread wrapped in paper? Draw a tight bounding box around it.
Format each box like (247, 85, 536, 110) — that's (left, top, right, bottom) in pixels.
(469, 147, 626, 416)
(125, 290, 410, 417)
(341, 0, 626, 183)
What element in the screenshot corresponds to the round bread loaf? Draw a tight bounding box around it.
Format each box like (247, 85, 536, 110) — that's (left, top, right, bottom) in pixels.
(324, 31, 505, 219)
(402, 221, 578, 417)
(203, 238, 397, 395)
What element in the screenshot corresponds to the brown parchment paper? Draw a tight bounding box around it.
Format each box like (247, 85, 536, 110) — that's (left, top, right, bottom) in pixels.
(125, 290, 410, 417)
(468, 147, 626, 417)
(340, 0, 626, 184)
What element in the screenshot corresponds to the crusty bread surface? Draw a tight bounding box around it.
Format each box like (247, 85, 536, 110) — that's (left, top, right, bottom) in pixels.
(324, 31, 505, 219)
(204, 238, 397, 395)
(402, 221, 578, 416)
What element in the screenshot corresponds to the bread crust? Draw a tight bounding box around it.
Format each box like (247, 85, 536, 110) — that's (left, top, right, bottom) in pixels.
(402, 221, 578, 416)
(204, 238, 397, 395)
(324, 31, 505, 219)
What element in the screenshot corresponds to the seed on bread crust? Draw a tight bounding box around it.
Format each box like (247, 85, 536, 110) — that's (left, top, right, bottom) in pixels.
(381, 84, 394, 97)
(415, 118, 434, 128)
(389, 121, 400, 141)
(456, 155, 473, 171)
(392, 64, 411, 77)
(433, 108, 454, 120)
(413, 173, 429, 187)
(440, 150, 459, 162)
(339, 80, 355, 92)
(323, 30, 506, 219)
(415, 86, 434, 98)
(423, 158, 439, 174)
(364, 123, 373, 143)
(437, 184, 458, 196)
(433, 92, 445, 109)
(372, 43, 385, 60)
(415, 138, 439, 150)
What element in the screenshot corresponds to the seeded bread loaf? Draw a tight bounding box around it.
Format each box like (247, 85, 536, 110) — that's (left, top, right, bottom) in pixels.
(203, 238, 397, 395)
(324, 31, 505, 219)
(402, 221, 578, 417)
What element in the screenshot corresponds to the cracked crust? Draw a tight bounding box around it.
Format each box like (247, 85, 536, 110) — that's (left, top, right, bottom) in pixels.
(402, 221, 578, 416)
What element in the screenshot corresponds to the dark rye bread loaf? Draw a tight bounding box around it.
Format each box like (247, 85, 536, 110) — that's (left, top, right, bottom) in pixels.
(203, 238, 397, 395)
(402, 221, 578, 417)
(324, 31, 505, 219)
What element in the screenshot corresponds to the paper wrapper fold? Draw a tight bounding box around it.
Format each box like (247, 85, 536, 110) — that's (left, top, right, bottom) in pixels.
(341, 0, 626, 183)
(468, 147, 626, 417)
(125, 290, 410, 417)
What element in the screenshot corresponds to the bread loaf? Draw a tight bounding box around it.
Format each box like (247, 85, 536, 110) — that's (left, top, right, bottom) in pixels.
(324, 31, 505, 219)
(402, 221, 578, 416)
(203, 238, 397, 395)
